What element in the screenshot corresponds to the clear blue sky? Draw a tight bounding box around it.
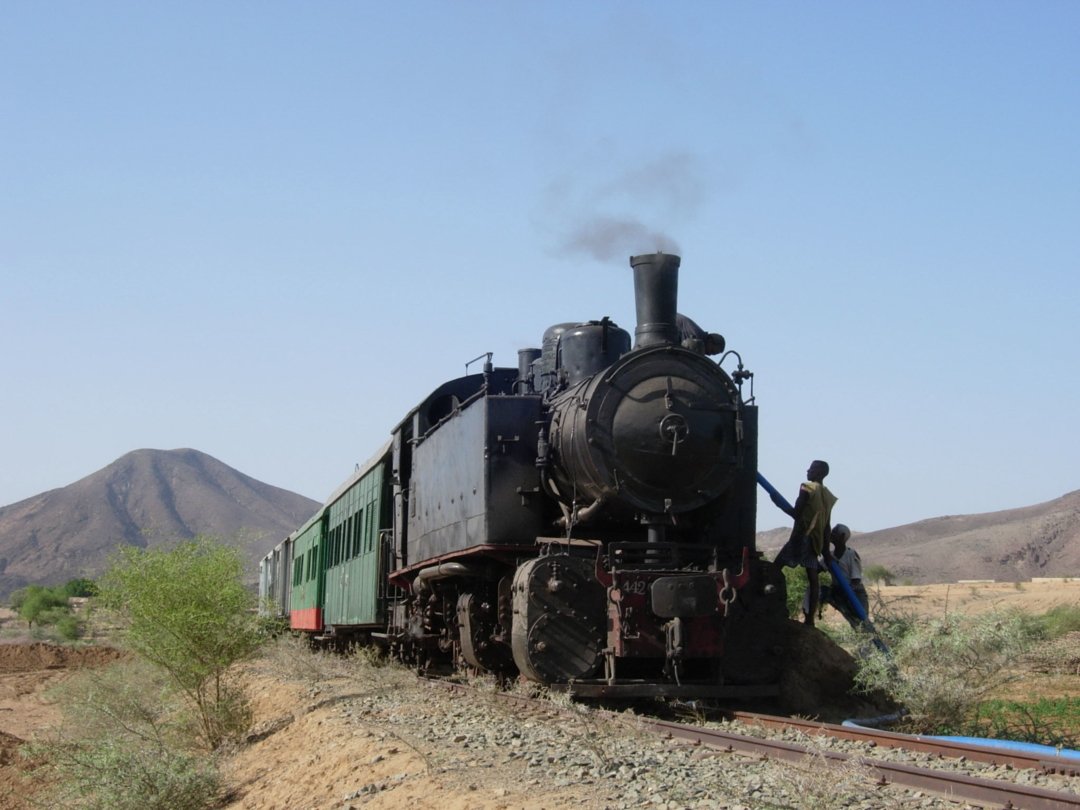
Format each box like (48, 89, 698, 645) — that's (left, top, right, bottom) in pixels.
(3, 2, 1078, 532)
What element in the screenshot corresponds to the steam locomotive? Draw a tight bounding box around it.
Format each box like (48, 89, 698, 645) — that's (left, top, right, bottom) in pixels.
(259, 253, 790, 698)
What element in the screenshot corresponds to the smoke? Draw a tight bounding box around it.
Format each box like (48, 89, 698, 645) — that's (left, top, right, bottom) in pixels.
(558, 216, 681, 262)
(541, 150, 704, 263)
(591, 153, 705, 218)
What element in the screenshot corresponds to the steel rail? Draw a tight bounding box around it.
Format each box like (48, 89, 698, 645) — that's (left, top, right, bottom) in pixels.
(647, 718, 1080, 810)
(728, 710, 1080, 776)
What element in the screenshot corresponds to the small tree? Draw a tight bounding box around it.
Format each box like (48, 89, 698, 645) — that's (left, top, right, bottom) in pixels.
(98, 537, 264, 749)
(62, 577, 99, 598)
(863, 564, 896, 586)
(16, 584, 69, 627)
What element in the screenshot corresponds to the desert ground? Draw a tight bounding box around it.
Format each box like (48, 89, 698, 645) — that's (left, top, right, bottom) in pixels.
(1, 579, 1077, 810)
(867, 577, 1080, 620)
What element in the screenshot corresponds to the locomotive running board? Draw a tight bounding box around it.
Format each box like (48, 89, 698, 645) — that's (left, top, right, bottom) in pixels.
(547, 682, 780, 699)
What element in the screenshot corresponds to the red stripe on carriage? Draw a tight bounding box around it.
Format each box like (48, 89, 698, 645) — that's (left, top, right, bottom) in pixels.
(290, 607, 323, 631)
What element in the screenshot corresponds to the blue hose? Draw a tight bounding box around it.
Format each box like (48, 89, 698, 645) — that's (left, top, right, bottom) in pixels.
(931, 735, 1080, 761)
(842, 719, 1080, 761)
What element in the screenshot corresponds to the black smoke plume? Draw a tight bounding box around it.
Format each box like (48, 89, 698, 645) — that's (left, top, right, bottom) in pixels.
(541, 151, 703, 263)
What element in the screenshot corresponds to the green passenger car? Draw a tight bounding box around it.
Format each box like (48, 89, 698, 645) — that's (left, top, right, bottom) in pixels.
(323, 443, 392, 629)
(289, 511, 327, 631)
(290, 441, 393, 635)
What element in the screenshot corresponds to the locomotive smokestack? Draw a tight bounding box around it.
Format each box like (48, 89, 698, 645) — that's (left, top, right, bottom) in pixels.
(630, 252, 680, 349)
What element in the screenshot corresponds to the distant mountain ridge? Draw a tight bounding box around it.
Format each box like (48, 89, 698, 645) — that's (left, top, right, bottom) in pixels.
(2, 450, 1076, 597)
(0, 449, 320, 599)
(757, 489, 1080, 584)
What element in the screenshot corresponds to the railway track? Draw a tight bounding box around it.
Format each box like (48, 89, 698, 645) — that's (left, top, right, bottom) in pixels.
(425, 677, 1080, 809)
(727, 710, 1080, 776)
(645, 715, 1080, 810)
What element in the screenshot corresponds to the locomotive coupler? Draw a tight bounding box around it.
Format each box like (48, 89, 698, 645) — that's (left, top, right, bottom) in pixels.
(713, 547, 751, 616)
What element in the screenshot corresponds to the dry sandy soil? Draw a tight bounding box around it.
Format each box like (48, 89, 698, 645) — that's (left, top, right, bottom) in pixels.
(868, 577, 1080, 620)
(1, 581, 1077, 810)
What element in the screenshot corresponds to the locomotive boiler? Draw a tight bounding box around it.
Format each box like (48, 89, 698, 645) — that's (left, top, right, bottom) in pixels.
(260, 252, 789, 698)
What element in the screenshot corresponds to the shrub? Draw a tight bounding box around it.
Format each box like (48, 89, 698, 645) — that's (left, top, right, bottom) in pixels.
(16, 585, 69, 627)
(1024, 631, 1080, 676)
(1013, 603, 1080, 643)
(54, 613, 85, 641)
(863, 564, 895, 585)
(98, 537, 265, 749)
(62, 578, 99, 598)
(1034, 604, 1080, 640)
(26, 660, 221, 810)
(853, 610, 1031, 734)
(864, 592, 918, 644)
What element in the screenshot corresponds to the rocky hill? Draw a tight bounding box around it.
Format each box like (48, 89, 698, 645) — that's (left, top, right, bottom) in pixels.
(2, 449, 1077, 597)
(0, 449, 320, 599)
(757, 489, 1080, 584)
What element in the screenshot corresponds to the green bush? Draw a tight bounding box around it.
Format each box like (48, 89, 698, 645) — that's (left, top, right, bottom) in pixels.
(853, 610, 1031, 735)
(44, 740, 220, 810)
(1031, 604, 1080, 640)
(1013, 603, 1080, 643)
(62, 577, 99, 598)
(54, 613, 85, 641)
(98, 537, 265, 749)
(26, 660, 221, 810)
(864, 595, 918, 644)
(15, 585, 69, 627)
(863, 564, 895, 585)
(37, 606, 76, 632)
